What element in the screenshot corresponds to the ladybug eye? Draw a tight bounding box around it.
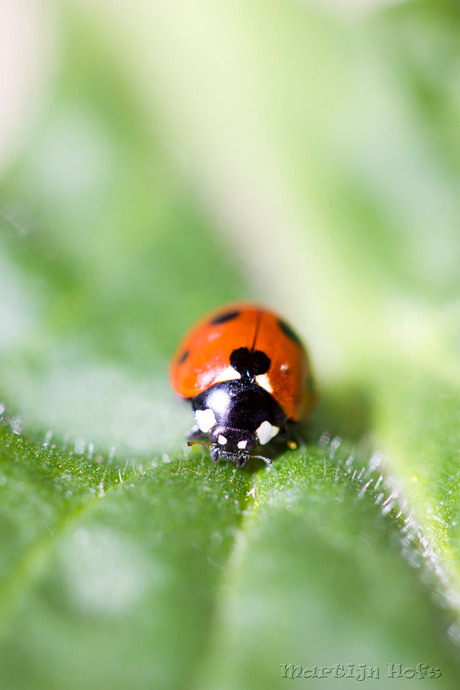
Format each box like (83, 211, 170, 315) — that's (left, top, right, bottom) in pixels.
(210, 310, 240, 325)
(278, 318, 302, 345)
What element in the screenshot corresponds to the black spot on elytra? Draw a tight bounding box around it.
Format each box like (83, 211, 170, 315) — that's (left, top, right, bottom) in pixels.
(278, 318, 302, 345)
(210, 310, 240, 325)
(230, 347, 270, 381)
(178, 349, 190, 364)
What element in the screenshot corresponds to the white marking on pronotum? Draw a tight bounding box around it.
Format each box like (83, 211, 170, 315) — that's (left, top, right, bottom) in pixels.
(214, 366, 241, 383)
(218, 435, 227, 445)
(255, 420, 279, 445)
(255, 374, 273, 393)
(237, 440, 247, 450)
(195, 408, 217, 433)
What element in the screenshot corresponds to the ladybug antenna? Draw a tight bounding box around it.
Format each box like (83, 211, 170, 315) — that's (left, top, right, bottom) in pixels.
(187, 440, 211, 449)
(187, 442, 273, 467)
(251, 453, 274, 467)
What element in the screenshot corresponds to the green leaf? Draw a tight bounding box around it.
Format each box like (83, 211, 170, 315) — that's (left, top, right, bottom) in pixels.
(0, 427, 253, 690)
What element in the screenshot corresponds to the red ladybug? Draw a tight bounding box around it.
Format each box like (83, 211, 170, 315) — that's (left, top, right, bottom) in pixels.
(170, 303, 316, 467)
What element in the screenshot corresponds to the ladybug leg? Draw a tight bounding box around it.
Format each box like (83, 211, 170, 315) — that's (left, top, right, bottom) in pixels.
(186, 425, 207, 441)
(276, 425, 290, 443)
(290, 423, 307, 448)
(280, 423, 304, 450)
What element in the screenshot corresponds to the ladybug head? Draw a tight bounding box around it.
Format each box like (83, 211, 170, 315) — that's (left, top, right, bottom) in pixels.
(210, 424, 256, 454)
(187, 424, 274, 467)
(208, 425, 272, 468)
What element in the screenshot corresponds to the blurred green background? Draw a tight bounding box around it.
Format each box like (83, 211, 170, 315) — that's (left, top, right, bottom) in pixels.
(2, 0, 460, 688)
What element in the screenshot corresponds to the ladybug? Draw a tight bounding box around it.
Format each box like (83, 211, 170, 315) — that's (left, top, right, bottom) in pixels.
(170, 303, 316, 467)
